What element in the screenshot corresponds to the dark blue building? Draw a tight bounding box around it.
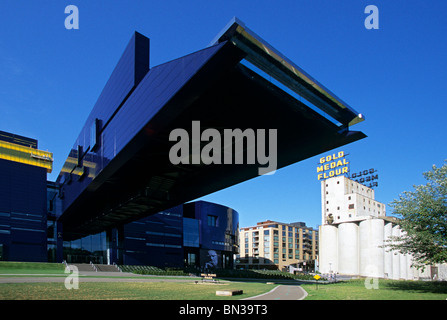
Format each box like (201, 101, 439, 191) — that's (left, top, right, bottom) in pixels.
(0, 131, 53, 262)
(62, 200, 239, 269)
(183, 201, 239, 269)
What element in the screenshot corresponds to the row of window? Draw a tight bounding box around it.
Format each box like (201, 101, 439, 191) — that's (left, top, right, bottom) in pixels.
(246, 227, 313, 235)
(245, 241, 312, 249)
(244, 231, 314, 239)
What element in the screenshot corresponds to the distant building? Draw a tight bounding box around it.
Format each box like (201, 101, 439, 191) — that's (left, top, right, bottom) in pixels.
(318, 175, 438, 280)
(321, 174, 386, 226)
(0, 131, 53, 262)
(237, 220, 318, 271)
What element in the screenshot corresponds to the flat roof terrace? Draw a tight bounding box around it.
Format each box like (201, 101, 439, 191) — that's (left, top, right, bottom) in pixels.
(57, 18, 366, 240)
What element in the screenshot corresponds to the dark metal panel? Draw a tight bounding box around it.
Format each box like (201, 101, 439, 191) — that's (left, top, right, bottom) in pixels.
(0, 158, 48, 261)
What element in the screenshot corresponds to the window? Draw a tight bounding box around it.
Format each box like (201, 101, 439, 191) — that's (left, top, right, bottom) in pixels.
(77, 145, 83, 167)
(207, 215, 218, 227)
(187, 253, 196, 265)
(90, 118, 100, 151)
(349, 204, 355, 209)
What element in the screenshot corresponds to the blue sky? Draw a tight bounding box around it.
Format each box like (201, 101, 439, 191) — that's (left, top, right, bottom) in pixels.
(1, 1, 446, 229)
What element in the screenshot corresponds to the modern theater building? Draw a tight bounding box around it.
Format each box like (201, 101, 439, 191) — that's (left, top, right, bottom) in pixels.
(0, 18, 367, 269)
(63, 200, 239, 269)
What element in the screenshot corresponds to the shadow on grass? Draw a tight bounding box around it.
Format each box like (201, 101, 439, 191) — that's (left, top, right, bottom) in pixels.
(383, 280, 447, 295)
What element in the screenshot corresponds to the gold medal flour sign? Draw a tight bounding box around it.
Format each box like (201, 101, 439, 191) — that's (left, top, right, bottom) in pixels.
(317, 151, 349, 180)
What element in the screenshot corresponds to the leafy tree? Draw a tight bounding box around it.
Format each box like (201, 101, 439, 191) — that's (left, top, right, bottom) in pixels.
(386, 161, 447, 269)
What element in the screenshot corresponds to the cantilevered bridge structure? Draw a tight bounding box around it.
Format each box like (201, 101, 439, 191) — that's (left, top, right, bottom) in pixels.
(57, 18, 366, 241)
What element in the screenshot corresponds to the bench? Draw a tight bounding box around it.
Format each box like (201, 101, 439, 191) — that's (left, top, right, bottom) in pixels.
(216, 290, 243, 296)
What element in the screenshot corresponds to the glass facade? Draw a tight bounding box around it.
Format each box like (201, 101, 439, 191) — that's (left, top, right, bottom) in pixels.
(58, 201, 238, 270)
(183, 218, 199, 247)
(63, 232, 107, 264)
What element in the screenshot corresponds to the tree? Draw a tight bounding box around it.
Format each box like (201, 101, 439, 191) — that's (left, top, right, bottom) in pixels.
(386, 161, 447, 269)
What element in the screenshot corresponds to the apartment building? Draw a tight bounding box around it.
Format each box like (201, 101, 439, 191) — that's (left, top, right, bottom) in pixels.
(237, 220, 318, 271)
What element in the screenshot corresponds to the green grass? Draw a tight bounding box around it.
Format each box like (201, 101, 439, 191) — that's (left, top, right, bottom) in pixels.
(301, 279, 447, 300)
(0, 261, 66, 274)
(0, 281, 277, 300)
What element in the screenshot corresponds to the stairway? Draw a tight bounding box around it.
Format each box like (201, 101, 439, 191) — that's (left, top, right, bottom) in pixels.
(95, 264, 121, 272)
(71, 263, 96, 272)
(70, 263, 121, 273)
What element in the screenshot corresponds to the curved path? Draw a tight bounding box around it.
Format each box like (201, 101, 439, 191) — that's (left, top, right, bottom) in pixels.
(242, 283, 307, 300)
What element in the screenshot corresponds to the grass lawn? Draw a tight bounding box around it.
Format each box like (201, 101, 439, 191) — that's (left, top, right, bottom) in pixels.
(0, 262, 278, 300)
(301, 279, 447, 300)
(0, 261, 66, 274)
(0, 281, 277, 300)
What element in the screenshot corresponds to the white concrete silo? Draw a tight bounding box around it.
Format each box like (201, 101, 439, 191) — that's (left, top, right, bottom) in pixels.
(383, 222, 393, 278)
(391, 225, 401, 280)
(407, 254, 415, 280)
(400, 253, 408, 280)
(359, 218, 384, 278)
(399, 228, 408, 280)
(338, 222, 359, 275)
(319, 224, 338, 274)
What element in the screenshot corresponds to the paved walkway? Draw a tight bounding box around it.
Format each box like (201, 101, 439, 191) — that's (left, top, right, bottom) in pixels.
(242, 284, 307, 300)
